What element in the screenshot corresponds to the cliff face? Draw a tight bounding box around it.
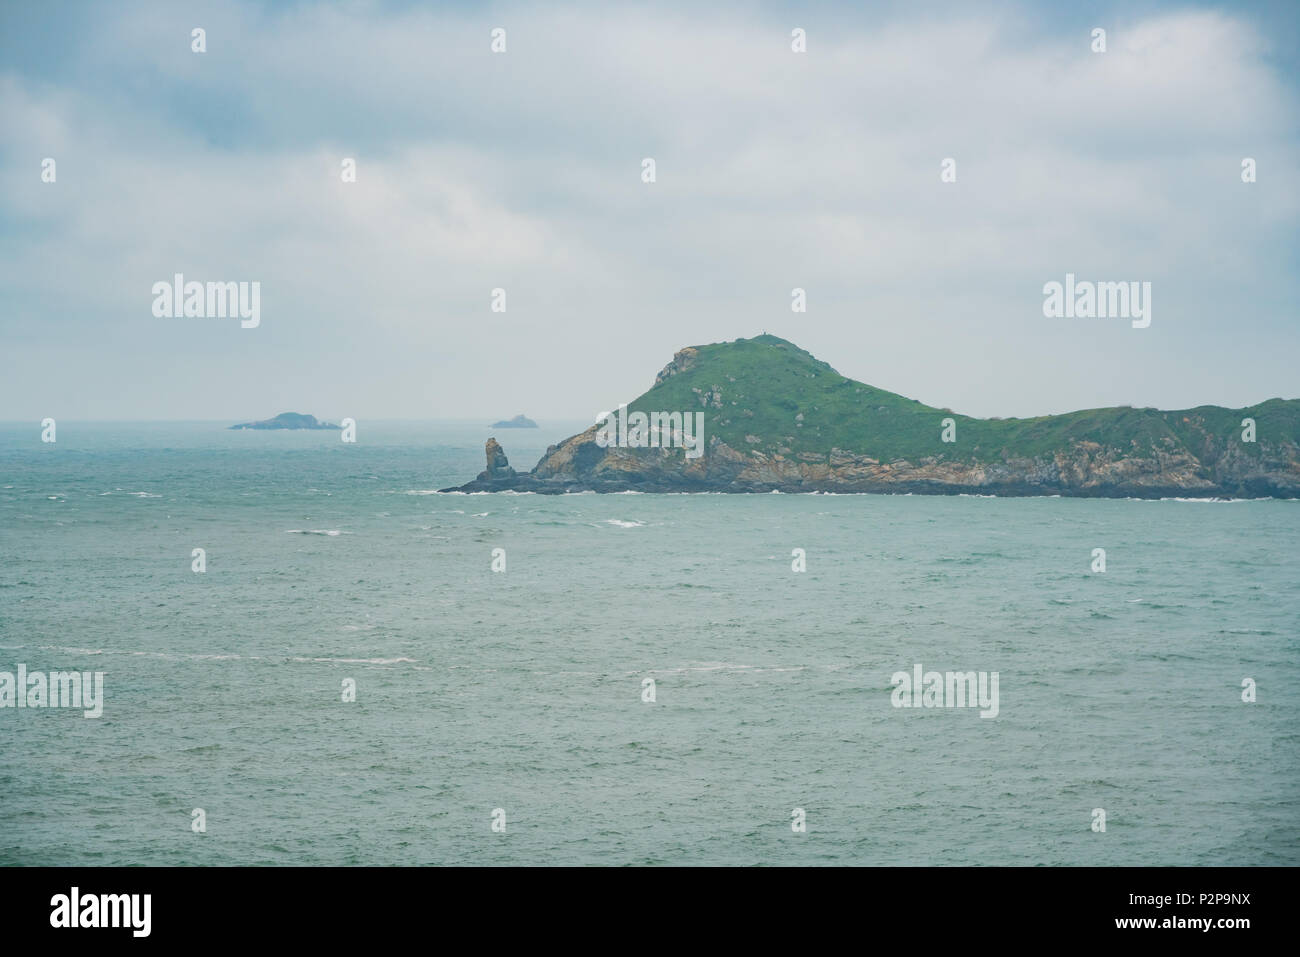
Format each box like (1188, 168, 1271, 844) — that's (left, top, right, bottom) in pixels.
(443, 336, 1300, 498)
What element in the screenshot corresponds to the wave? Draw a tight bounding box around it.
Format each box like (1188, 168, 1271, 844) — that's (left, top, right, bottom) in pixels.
(288, 656, 416, 665)
(0, 644, 414, 666)
(1157, 497, 1255, 503)
(631, 662, 812, 676)
(285, 529, 346, 536)
(424, 489, 538, 495)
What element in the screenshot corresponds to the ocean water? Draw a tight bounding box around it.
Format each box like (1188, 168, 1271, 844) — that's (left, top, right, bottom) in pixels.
(1, 421, 1296, 866)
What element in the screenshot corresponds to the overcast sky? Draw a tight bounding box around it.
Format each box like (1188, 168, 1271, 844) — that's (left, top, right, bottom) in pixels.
(1, 0, 1297, 422)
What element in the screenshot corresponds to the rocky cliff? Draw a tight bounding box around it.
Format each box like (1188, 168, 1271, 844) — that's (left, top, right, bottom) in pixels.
(443, 335, 1300, 498)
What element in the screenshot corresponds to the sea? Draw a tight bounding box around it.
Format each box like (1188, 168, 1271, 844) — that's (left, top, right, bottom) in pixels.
(1, 421, 1296, 865)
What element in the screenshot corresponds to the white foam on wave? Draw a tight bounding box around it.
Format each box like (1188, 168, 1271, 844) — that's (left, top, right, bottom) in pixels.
(288, 656, 416, 665)
(3, 644, 414, 666)
(604, 519, 646, 528)
(631, 662, 812, 676)
(1157, 496, 1257, 503)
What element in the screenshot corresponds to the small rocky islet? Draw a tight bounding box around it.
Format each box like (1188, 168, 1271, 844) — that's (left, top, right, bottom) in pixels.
(229, 412, 340, 430)
(490, 414, 538, 428)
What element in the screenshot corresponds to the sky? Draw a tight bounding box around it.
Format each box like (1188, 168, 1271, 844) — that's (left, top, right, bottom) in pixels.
(1, 0, 1297, 422)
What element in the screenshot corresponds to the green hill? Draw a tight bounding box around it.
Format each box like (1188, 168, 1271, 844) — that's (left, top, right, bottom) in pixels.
(448, 335, 1299, 497)
(624, 334, 1295, 465)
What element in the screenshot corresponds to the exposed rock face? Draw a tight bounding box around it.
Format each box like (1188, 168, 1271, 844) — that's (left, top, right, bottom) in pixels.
(654, 347, 699, 385)
(448, 433, 1298, 497)
(442, 337, 1300, 498)
(477, 437, 517, 482)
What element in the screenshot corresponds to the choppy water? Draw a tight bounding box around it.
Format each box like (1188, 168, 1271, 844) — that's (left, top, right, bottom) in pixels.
(1, 421, 1296, 865)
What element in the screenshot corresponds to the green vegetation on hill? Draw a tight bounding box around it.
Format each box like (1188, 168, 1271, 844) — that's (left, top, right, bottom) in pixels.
(623, 335, 1296, 464)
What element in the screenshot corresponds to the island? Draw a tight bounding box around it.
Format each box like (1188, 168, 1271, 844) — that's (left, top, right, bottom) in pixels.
(491, 414, 538, 429)
(441, 334, 1300, 498)
(229, 412, 340, 430)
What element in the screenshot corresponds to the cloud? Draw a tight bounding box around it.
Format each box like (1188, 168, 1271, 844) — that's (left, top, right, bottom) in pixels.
(1, 1, 1296, 420)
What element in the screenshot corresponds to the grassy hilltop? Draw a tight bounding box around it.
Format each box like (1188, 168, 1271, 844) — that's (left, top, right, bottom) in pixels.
(447, 335, 1298, 496)
(622, 334, 1297, 466)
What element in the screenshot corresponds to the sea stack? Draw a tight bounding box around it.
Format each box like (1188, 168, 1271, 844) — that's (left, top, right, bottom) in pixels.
(478, 438, 517, 483)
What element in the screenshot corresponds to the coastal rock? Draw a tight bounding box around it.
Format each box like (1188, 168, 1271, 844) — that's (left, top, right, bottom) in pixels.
(477, 437, 517, 482)
(441, 336, 1300, 498)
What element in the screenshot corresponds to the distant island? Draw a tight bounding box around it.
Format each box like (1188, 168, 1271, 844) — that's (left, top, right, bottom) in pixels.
(229, 412, 340, 430)
(491, 414, 538, 429)
(443, 334, 1300, 498)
